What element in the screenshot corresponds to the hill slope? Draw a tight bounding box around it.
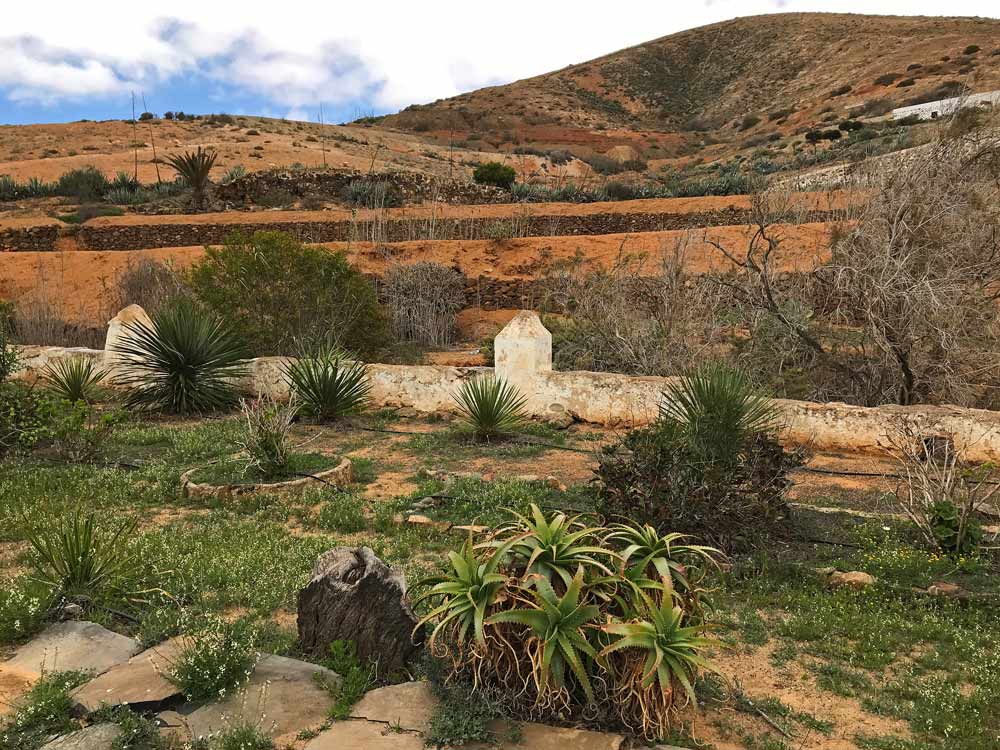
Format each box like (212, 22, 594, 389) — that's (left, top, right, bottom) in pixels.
(381, 13, 1000, 157)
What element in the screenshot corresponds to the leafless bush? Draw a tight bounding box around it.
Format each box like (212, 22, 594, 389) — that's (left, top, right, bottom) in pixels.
(9, 261, 111, 348)
(109, 257, 188, 315)
(887, 425, 998, 554)
(541, 238, 728, 376)
(381, 262, 465, 347)
(708, 119, 1000, 407)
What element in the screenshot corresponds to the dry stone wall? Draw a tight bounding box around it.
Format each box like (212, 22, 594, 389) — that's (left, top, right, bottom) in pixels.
(0, 224, 59, 252)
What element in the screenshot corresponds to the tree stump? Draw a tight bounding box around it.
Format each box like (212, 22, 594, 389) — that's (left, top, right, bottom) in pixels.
(297, 547, 424, 674)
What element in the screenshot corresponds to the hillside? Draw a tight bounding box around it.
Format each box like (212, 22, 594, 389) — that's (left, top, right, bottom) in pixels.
(381, 13, 1000, 165)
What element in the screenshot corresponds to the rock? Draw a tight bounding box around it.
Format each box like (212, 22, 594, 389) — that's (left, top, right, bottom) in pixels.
(304, 721, 424, 749)
(58, 603, 85, 621)
(926, 581, 966, 598)
(351, 682, 436, 733)
(297, 547, 424, 673)
(71, 638, 186, 713)
(542, 403, 575, 429)
(828, 571, 876, 590)
(155, 710, 190, 745)
(5, 622, 141, 679)
(41, 723, 121, 750)
(104, 305, 153, 361)
(184, 654, 339, 741)
(487, 720, 624, 750)
(544, 476, 567, 492)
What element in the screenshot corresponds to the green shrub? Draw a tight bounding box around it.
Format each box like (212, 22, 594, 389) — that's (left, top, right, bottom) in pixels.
(414, 507, 721, 739)
(189, 231, 388, 357)
(321, 640, 375, 719)
(113, 297, 250, 414)
(284, 342, 372, 421)
(596, 367, 797, 551)
(0, 318, 19, 384)
(40, 356, 108, 403)
(55, 166, 108, 202)
(168, 616, 259, 702)
(472, 161, 516, 189)
(47, 400, 122, 462)
(739, 114, 761, 131)
(453, 375, 527, 441)
(0, 577, 51, 643)
(0, 383, 54, 456)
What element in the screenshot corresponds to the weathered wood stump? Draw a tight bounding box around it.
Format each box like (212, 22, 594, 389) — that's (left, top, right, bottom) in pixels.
(297, 547, 424, 674)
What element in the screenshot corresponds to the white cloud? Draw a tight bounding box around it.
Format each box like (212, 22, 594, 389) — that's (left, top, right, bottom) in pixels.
(2, 1, 998, 111)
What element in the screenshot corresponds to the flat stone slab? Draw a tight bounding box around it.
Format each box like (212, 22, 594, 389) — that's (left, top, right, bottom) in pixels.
(351, 681, 436, 733)
(41, 723, 122, 750)
(71, 638, 185, 713)
(5, 622, 141, 679)
(485, 721, 624, 750)
(304, 721, 424, 750)
(184, 654, 339, 741)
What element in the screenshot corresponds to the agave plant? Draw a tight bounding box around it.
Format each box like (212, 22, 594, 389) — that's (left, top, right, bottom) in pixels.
(112, 298, 250, 414)
(498, 504, 614, 589)
(453, 375, 527, 441)
(600, 584, 719, 737)
(413, 536, 519, 650)
(23, 512, 139, 601)
(40, 356, 108, 403)
(165, 147, 217, 207)
(488, 569, 601, 703)
(283, 343, 371, 421)
(659, 363, 778, 465)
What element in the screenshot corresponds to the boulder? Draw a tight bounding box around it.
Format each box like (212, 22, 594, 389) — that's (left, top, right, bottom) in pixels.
(5, 622, 141, 679)
(183, 654, 339, 741)
(828, 570, 876, 590)
(298, 548, 423, 674)
(41, 723, 121, 750)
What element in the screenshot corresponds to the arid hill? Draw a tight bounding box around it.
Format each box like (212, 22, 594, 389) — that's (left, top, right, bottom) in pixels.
(381, 13, 1000, 161)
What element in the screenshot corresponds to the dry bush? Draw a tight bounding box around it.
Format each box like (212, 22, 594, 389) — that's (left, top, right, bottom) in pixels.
(8, 262, 112, 348)
(708, 118, 1000, 407)
(541, 238, 728, 376)
(887, 426, 998, 554)
(381, 262, 465, 347)
(109, 257, 188, 316)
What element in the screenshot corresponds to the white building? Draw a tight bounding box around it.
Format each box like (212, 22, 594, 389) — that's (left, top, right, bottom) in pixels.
(891, 90, 1000, 122)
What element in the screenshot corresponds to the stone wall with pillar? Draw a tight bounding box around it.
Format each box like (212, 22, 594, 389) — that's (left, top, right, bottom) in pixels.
(11, 307, 1000, 462)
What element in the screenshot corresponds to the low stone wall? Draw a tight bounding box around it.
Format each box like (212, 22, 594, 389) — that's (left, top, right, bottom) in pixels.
(0, 224, 59, 252)
(16, 311, 1000, 464)
(71, 207, 838, 252)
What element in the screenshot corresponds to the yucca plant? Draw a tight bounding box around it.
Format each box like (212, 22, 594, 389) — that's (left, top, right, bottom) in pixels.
(284, 343, 371, 421)
(488, 570, 600, 703)
(453, 375, 527, 441)
(112, 298, 250, 414)
(22, 512, 139, 602)
(40, 356, 108, 404)
(659, 363, 778, 465)
(165, 147, 217, 207)
(237, 393, 298, 479)
(600, 584, 719, 738)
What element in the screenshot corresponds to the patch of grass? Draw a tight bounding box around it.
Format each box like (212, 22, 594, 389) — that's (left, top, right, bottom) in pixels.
(0, 670, 92, 750)
(0, 577, 51, 644)
(318, 640, 375, 719)
(206, 724, 274, 750)
(92, 705, 168, 750)
(316, 492, 367, 533)
(189, 451, 337, 486)
(167, 616, 260, 702)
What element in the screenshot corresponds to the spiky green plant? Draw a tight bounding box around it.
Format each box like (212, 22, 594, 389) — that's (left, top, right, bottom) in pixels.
(22, 512, 139, 601)
(600, 583, 719, 737)
(453, 375, 527, 441)
(40, 356, 108, 404)
(284, 344, 371, 421)
(236, 393, 298, 479)
(413, 536, 519, 650)
(221, 164, 247, 185)
(499, 504, 614, 589)
(112, 298, 250, 414)
(165, 147, 217, 206)
(659, 363, 778, 465)
(488, 569, 600, 702)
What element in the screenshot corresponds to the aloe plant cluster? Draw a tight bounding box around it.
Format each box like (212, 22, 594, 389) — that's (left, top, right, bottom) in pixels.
(414, 505, 721, 739)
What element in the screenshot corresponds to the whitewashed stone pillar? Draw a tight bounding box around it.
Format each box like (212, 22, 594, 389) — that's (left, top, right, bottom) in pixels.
(494, 311, 552, 415)
(104, 304, 153, 375)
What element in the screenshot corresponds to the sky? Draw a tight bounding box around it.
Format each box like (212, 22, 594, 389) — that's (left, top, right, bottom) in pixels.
(2, 1, 998, 125)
